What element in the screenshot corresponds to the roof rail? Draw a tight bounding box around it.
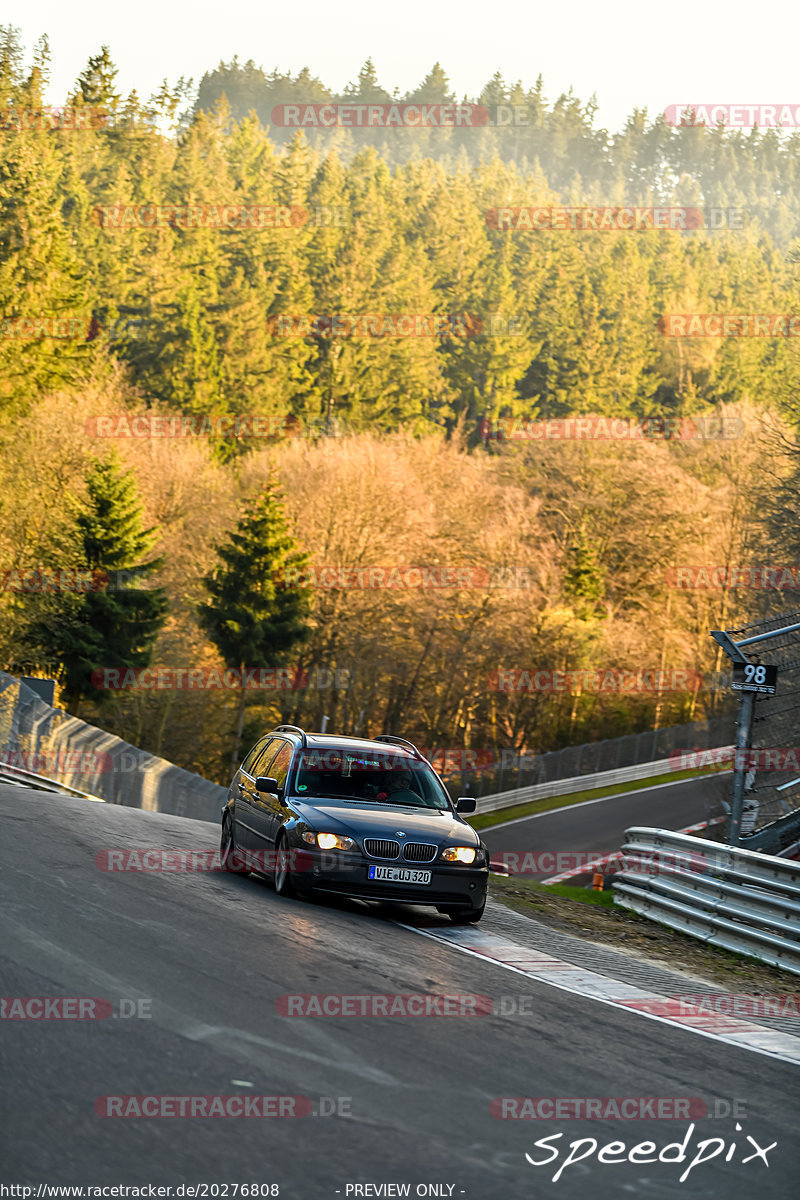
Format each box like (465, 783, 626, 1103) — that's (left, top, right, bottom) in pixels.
(274, 724, 308, 748)
(374, 734, 425, 760)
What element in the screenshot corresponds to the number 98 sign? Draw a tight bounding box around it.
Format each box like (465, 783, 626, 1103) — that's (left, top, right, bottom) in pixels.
(732, 662, 779, 694)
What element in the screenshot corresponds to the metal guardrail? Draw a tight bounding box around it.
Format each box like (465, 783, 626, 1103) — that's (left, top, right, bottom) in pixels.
(475, 751, 733, 814)
(0, 760, 104, 801)
(612, 827, 800, 976)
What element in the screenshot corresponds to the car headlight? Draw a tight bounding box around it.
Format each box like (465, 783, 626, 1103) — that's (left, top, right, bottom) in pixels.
(441, 846, 477, 864)
(302, 831, 357, 851)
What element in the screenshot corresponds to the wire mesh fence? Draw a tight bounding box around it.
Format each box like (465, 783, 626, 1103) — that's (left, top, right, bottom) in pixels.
(0, 672, 227, 823)
(722, 608, 800, 841)
(443, 716, 734, 799)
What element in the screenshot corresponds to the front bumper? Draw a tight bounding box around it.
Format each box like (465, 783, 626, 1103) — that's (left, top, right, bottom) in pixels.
(293, 849, 488, 911)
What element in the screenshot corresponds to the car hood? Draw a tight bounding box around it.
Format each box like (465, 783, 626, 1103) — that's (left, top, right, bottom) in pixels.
(289, 800, 480, 846)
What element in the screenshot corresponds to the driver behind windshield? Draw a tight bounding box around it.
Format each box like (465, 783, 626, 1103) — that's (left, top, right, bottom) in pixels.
(375, 768, 420, 805)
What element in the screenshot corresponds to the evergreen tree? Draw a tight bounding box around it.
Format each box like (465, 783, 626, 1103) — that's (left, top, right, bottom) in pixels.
(198, 475, 312, 770)
(562, 529, 606, 619)
(342, 59, 392, 104)
(0, 34, 95, 419)
(32, 455, 168, 711)
(74, 45, 121, 111)
(403, 63, 454, 105)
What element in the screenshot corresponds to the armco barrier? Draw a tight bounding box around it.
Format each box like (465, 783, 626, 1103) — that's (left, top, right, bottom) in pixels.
(475, 751, 733, 814)
(0, 673, 227, 822)
(612, 827, 800, 976)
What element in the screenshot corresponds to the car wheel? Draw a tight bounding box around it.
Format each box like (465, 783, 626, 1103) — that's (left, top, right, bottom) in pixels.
(220, 813, 248, 874)
(274, 833, 296, 897)
(448, 902, 485, 924)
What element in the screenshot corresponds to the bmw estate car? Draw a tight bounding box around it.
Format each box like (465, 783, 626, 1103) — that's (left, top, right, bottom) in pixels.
(220, 726, 488, 922)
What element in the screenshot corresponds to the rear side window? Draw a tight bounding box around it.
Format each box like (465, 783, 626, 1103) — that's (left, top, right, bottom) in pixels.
(241, 736, 273, 776)
(257, 739, 292, 787)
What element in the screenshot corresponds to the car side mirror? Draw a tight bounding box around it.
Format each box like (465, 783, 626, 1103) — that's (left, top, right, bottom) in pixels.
(456, 797, 477, 814)
(256, 776, 280, 793)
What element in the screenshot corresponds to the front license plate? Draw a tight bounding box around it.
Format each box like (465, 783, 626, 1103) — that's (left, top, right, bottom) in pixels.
(368, 865, 432, 885)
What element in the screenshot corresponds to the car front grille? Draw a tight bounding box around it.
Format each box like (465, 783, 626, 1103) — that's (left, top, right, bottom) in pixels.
(402, 842, 438, 863)
(363, 838, 401, 860)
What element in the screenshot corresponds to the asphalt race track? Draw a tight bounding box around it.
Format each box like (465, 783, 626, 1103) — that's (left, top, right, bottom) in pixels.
(1, 782, 798, 1199)
(482, 775, 730, 878)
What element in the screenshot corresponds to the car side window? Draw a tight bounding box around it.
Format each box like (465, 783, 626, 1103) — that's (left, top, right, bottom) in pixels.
(261, 740, 292, 788)
(241, 736, 273, 777)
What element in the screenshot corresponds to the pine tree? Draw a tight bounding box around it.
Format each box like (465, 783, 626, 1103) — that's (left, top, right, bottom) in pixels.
(342, 59, 392, 104)
(563, 529, 606, 618)
(31, 455, 168, 711)
(0, 31, 96, 419)
(198, 475, 312, 770)
(403, 63, 454, 105)
(74, 46, 121, 111)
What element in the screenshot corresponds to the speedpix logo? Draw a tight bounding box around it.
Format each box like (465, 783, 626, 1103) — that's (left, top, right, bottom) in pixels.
(523, 1121, 775, 1184)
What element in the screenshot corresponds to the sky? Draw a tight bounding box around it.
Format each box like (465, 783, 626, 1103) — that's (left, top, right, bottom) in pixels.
(3, 0, 799, 133)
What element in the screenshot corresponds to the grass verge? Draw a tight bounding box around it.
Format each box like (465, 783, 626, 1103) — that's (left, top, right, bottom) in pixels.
(466, 767, 725, 832)
(489, 873, 796, 990)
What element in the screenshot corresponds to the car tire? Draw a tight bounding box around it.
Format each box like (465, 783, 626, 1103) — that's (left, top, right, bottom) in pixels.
(448, 902, 485, 924)
(220, 814, 248, 874)
(273, 833, 296, 897)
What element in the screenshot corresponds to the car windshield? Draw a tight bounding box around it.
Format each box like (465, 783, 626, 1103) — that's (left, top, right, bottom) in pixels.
(292, 748, 451, 810)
